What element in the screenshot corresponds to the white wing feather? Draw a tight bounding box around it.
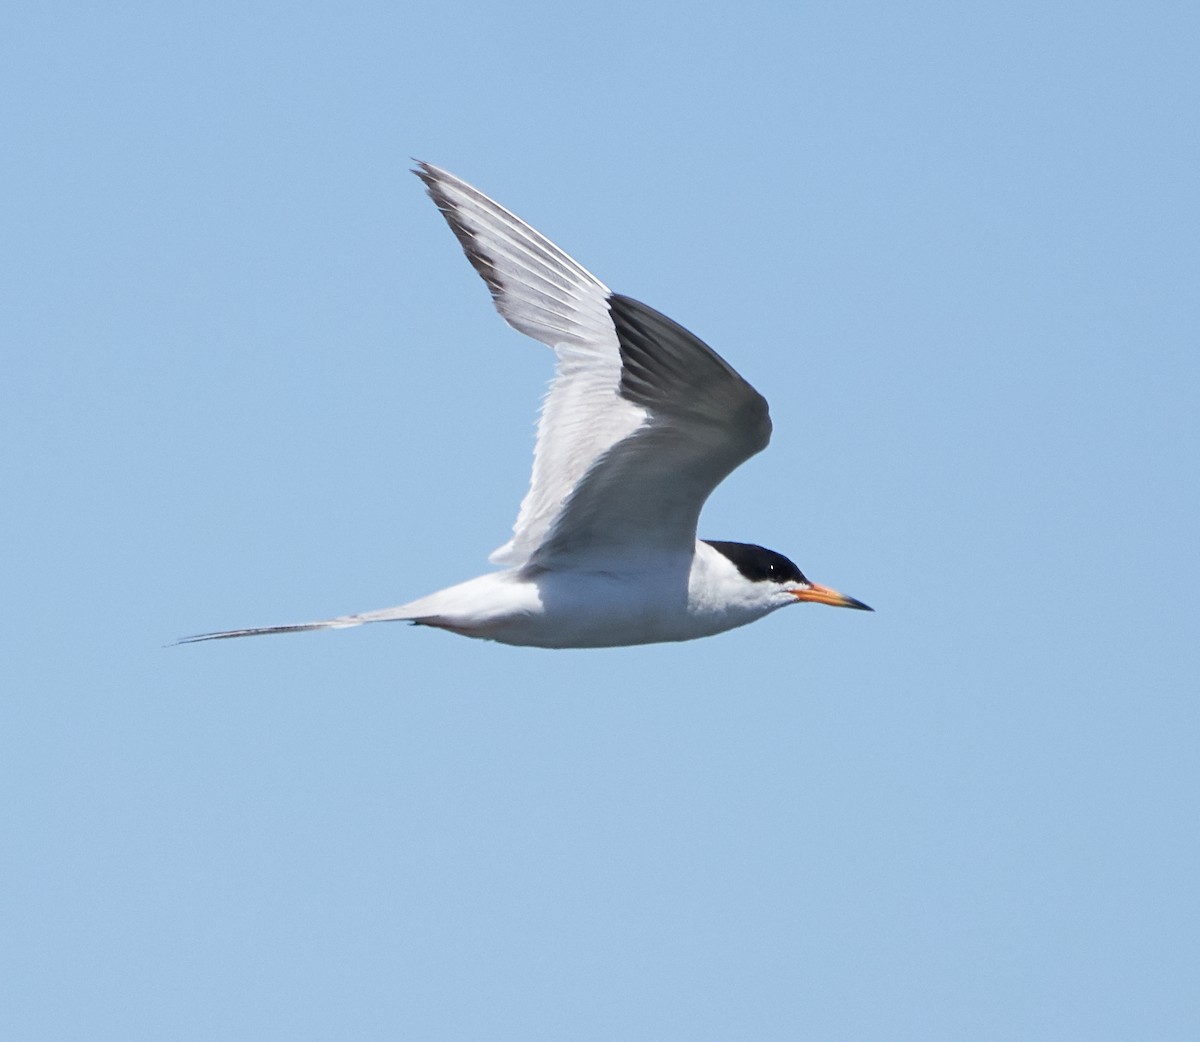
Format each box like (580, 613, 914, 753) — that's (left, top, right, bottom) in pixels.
(414, 162, 646, 565)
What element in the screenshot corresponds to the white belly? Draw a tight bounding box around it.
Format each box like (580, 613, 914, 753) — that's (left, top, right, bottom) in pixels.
(407, 563, 776, 649)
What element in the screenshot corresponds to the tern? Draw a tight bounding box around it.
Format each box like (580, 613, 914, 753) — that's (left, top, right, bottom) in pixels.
(182, 162, 871, 649)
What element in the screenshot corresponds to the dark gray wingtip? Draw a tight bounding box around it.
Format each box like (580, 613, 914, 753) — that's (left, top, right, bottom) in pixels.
(411, 161, 505, 300)
(411, 158, 436, 183)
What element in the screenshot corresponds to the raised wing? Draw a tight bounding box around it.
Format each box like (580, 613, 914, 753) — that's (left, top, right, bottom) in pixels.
(415, 161, 645, 565)
(415, 162, 771, 569)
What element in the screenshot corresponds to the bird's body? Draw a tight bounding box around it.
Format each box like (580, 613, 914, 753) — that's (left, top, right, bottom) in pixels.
(183, 163, 870, 649)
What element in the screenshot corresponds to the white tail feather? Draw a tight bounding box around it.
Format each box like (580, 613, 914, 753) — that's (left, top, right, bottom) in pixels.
(175, 606, 423, 644)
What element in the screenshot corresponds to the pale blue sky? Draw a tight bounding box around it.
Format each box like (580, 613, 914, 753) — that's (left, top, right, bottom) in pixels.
(3, 0, 1198, 1038)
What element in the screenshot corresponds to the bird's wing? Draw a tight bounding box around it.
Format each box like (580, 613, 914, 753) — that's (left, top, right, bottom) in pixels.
(533, 292, 771, 567)
(415, 162, 771, 568)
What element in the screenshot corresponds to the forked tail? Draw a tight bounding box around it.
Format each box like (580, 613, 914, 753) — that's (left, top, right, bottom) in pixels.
(176, 606, 424, 645)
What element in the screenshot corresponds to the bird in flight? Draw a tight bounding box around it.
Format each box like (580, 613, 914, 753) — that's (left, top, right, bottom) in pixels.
(182, 162, 871, 648)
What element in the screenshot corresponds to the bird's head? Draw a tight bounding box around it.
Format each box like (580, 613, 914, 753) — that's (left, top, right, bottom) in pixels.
(702, 540, 873, 613)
